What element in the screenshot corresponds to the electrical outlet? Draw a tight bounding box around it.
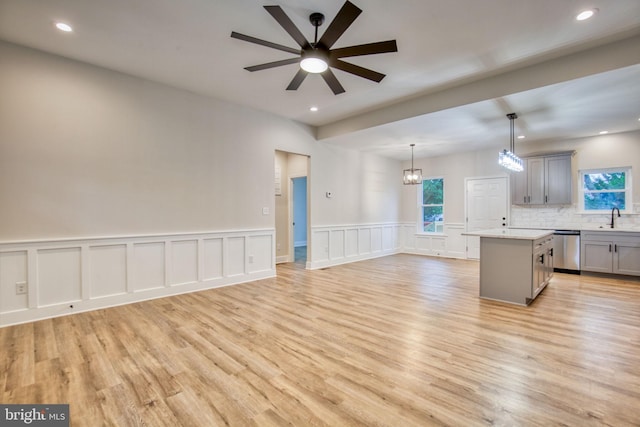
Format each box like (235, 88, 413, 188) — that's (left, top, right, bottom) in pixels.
(16, 281, 27, 295)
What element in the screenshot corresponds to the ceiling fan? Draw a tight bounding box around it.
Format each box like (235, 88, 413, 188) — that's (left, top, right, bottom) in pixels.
(230, 1, 398, 95)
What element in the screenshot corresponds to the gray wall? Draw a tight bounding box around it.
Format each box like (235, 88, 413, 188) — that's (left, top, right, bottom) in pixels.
(0, 41, 402, 241)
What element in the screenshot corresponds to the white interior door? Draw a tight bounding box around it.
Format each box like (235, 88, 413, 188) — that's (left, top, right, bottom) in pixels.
(466, 177, 508, 259)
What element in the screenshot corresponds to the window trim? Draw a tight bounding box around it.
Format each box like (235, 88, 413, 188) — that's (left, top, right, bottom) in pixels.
(578, 167, 633, 213)
(418, 176, 445, 234)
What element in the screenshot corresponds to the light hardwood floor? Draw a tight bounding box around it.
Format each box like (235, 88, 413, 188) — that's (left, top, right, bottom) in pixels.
(2, 254, 639, 426)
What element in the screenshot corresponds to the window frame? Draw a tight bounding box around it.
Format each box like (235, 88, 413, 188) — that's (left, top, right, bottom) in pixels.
(578, 167, 633, 213)
(417, 176, 445, 234)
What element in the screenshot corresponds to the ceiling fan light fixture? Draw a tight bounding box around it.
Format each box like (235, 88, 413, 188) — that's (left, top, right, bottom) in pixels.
(300, 50, 329, 73)
(231, 2, 398, 94)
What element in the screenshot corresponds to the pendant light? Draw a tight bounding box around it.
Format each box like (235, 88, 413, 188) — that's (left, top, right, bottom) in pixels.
(499, 113, 524, 172)
(403, 144, 423, 185)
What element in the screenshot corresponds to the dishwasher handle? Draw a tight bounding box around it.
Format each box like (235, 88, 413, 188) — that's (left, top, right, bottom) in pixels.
(554, 230, 581, 235)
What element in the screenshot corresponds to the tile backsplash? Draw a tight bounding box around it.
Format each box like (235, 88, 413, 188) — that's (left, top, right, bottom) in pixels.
(510, 203, 640, 230)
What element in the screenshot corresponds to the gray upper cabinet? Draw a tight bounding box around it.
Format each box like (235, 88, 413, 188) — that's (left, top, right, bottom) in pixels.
(511, 153, 573, 205)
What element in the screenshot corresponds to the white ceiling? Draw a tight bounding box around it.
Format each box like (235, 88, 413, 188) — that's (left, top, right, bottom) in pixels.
(1, 0, 639, 160)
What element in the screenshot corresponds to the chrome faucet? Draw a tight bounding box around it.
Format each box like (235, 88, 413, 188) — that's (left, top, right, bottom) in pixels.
(610, 207, 620, 228)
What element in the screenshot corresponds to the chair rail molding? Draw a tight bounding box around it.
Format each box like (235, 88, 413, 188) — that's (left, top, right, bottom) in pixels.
(0, 229, 275, 327)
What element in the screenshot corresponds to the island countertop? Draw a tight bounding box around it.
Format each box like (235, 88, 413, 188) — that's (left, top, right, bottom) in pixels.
(462, 228, 554, 240)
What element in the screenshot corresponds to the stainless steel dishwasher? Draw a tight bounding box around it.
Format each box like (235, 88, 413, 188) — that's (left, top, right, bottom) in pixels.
(553, 230, 581, 273)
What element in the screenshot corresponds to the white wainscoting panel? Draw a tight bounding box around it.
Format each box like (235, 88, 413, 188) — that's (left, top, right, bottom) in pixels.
(313, 231, 330, 263)
(309, 223, 402, 269)
(203, 238, 223, 280)
(444, 224, 467, 259)
(330, 230, 345, 259)
(90, 244, 127, 299)
(171, 240, 198, 286)
(226, 237, 246, 277)
(0, 229, 275, 327)
(345, 229, 358, 257)
(0, 251, 28, 313)
(371, 227, 382, 253)
(247, 234, 273, 273)
(358, 229, 372, 255)
(133, 242, 166, 291)
(38, 247, 82, 307)
(382, 226, 395, 251)
(401, 223, 466, 259)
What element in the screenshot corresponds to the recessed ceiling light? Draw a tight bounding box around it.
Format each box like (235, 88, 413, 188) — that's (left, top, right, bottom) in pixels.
(517, 135, 525, 139)
(309, 106, 318, 112)
(599, 131, 609, 135)
(55, 22, 73, 32)
(576, 9, 597, 21)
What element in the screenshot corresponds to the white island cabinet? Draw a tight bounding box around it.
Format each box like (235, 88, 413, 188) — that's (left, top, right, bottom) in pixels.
(463, 229, 554, 305)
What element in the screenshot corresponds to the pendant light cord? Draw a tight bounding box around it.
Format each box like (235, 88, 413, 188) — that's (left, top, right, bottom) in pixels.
(507, 113, 518, 153)
(410, 143, 415, 170)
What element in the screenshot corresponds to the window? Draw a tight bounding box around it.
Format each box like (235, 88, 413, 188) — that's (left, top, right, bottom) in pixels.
(420, 178, 444, 233)
(579, 167, 632, 212)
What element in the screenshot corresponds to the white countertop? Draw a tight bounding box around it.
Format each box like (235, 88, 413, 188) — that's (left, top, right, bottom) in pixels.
(579, 227, 640, 234)
(463, 228, 554, 240)
(510, 226, 640, 234)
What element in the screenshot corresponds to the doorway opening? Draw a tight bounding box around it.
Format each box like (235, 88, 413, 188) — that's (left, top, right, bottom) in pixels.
(292, 177, 307, 265)
(274, 150, 309, 268)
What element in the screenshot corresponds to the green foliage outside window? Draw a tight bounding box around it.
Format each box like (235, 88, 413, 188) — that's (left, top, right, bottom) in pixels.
(582, 171, 627, 210)
(421, 178, 444, 233)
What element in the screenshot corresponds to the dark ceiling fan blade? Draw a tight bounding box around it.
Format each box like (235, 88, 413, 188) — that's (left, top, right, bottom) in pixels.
(264, 6, 310, 49)
(318, 1, 362, 49)
(231, 32, 300, 55)
(331, 59, 386, 82)
(286, 69, 308, 90)
(245, 57, 301, 72)
(330, 40, 398, 59)
(321, 69, 346, 95)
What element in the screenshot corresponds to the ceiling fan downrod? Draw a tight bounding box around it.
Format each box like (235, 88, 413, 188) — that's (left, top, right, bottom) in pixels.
(309, 12, 325, 48)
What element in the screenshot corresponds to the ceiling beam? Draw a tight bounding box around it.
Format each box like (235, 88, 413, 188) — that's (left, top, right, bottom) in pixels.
(316, 32, 640, 140)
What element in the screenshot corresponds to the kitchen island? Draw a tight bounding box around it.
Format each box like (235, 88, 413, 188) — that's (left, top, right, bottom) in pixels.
(463, 228, 554, 305)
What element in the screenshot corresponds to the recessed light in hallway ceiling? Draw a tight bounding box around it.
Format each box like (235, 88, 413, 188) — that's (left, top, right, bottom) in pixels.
(55, 22, 73, 32)
(576, 9, 598, 21)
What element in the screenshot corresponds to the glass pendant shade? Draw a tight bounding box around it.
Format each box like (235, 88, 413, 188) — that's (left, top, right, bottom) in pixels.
(403, 144, 422, 185)
(498, 149, 524, 172)
(403, 169, 423, 185)
(499, 113, 523, 172)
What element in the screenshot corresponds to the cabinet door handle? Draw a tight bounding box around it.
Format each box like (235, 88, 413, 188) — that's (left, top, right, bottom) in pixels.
(609, 244, 612, 252)
(524, 196, 527, 203)
(614, 244, 618, 253)
(550, 248, 553, 257)
(539, 254, 544, 264)
(545, 195, 548, 203)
